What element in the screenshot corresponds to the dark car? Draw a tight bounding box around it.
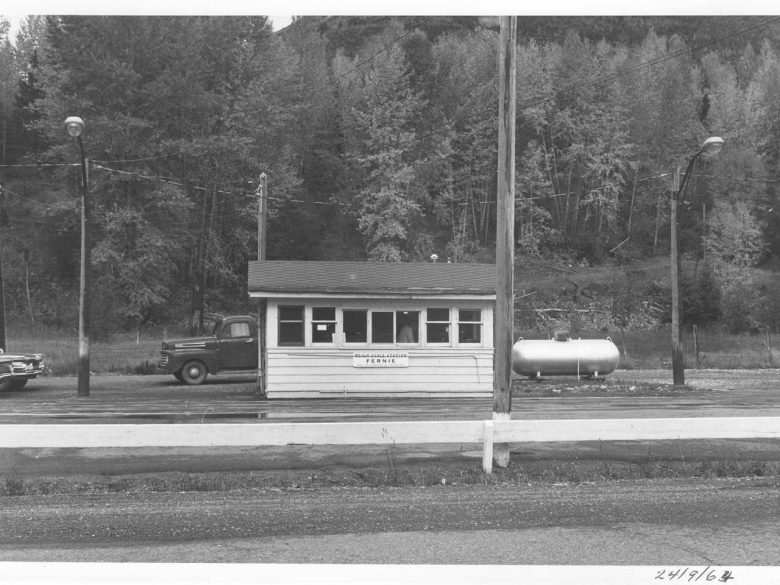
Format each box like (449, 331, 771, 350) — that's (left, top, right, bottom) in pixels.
(0, 351, 45, 391)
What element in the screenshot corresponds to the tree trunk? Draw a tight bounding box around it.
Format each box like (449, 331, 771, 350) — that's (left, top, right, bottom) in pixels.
(627, 174, 637, 246)
(189, 185, 210, 335)
(24, 249, 34, 324)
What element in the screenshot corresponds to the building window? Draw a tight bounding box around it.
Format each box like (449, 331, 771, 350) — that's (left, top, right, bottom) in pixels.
(458, 308, 482, 343)
(396, 311, 419, 343)
(343, 310, 367, 343)
(371, 311, 394, 343)
(312, 307, 336, 343)
(278, 306, 304, 346)
(426, 308, 450, 343)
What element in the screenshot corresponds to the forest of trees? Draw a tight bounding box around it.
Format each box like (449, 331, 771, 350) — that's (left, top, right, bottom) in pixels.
(2, 15, 780, 336)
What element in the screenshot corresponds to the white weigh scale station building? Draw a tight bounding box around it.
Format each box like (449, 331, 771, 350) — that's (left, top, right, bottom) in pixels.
(248, 260, 496, 399)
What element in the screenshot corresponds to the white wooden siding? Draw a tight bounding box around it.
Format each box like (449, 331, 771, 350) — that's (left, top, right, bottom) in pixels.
(266, 348, 493, 398)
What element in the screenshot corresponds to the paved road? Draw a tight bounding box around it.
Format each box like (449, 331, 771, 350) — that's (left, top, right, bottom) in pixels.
(1, 369, 780, 424)
(0, 477, 777, 565)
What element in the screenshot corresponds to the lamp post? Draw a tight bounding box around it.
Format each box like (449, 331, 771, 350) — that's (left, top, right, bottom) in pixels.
(670, 136, 724, 386)
(64, 116, 91, 397)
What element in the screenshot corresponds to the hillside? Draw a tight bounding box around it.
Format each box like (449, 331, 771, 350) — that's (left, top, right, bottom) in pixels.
(512, 255, 780, 336)
(3, 16, 780, 335)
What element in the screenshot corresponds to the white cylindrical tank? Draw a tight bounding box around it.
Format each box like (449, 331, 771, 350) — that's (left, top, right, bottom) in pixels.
(512, 333, 620, 378)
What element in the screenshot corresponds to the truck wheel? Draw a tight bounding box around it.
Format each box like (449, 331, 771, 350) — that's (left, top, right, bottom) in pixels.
(0, 378, 12, 392)
(180, 360, 207, 385)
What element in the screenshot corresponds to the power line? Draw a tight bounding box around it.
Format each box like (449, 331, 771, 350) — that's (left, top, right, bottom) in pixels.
(0, 162, 78, 168)
(0, 184, 72, 212)
(94, 163, 349, 207)
(93, 152, 182, 164)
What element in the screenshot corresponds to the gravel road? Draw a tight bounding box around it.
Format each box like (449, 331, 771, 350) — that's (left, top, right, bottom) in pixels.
(0, 477, 778, 564)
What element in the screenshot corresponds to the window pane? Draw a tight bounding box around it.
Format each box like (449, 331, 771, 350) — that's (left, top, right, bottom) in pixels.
(228, 322, 251, 338)
(459, 309, 481, 323)
(312, 322, 336, 343)
(427, 308, 449, 322)
(427, 323, 449, 343)
(371, 312, 394, 343)
(312, 307, 335, 321)
(343, 310, 367, 343)
(279, 306, 303, 321)
(279, 322, 304, 345)
(458, 323, 481, 343)
(396, 311, 419, 343)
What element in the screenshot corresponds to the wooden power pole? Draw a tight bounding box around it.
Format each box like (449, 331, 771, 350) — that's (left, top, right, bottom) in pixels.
(256, 173, 268, 397)
(77, 151, 91, 397)
(492, 15, 517, 468)
(0, 185, 6, 351)
(671, 165, 684, 386)
(257, 173, 267, 262)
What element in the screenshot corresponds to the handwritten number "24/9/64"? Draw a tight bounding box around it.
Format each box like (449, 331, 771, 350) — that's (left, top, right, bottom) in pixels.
(654, 567, 734, 582)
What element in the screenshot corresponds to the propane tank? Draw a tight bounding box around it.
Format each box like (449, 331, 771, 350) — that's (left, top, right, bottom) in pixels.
(511, 330, 620, 378)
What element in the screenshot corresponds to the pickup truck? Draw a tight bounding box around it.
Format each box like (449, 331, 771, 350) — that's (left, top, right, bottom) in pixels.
(160, 315, 257, 385)
(0, 351, 45, 391)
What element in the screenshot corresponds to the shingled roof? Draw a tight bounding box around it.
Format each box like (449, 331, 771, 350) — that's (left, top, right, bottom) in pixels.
(248, 261, 496, 297)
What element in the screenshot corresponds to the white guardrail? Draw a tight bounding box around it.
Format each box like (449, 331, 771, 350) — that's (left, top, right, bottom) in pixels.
(2, 417, 780, 474)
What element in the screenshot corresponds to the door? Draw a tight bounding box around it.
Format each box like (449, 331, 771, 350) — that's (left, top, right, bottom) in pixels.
(218, 321, 258, 370)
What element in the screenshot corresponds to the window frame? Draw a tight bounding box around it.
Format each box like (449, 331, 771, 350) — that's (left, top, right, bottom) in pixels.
(271, 302, 489, 349)
(224, 321, 251, 339)
(311, 306, 337, 344)
(342, 309, 368, 345)
(425, 308, 450, 345)
(370, 310, 396, 345)
(457, 308, 482, 345)
(277, 305, 305, 347)
(396, 310, 420, 345)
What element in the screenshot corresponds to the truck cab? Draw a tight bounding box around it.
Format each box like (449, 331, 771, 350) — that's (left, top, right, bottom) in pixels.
(160, 315, 258, 385)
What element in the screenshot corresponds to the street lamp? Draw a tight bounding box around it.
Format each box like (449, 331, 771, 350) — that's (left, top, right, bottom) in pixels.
(670, 136, 724, 386)
(64, 116, 91, 397)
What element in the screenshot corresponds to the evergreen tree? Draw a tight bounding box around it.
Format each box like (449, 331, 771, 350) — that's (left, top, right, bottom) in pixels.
(341, 32, 427, 261)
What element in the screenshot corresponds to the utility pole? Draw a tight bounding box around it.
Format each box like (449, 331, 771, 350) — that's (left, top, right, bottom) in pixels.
(0, 185, 6, 351)
(671, 165, 683, 386)
(257, 173, 267, 260)
(256, 173, 268, 398)
(670, 138, 724, 387)
(77, 153, 91, 396)
(492, 15, 517, 468)
(64, 116, 91, 396)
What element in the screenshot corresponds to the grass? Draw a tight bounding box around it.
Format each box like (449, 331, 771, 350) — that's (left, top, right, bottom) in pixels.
(2, 322, 779, 376)
(3, 452, 778, 496)
(518, 328, 780, 371)
(3, 322, 188, 376)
